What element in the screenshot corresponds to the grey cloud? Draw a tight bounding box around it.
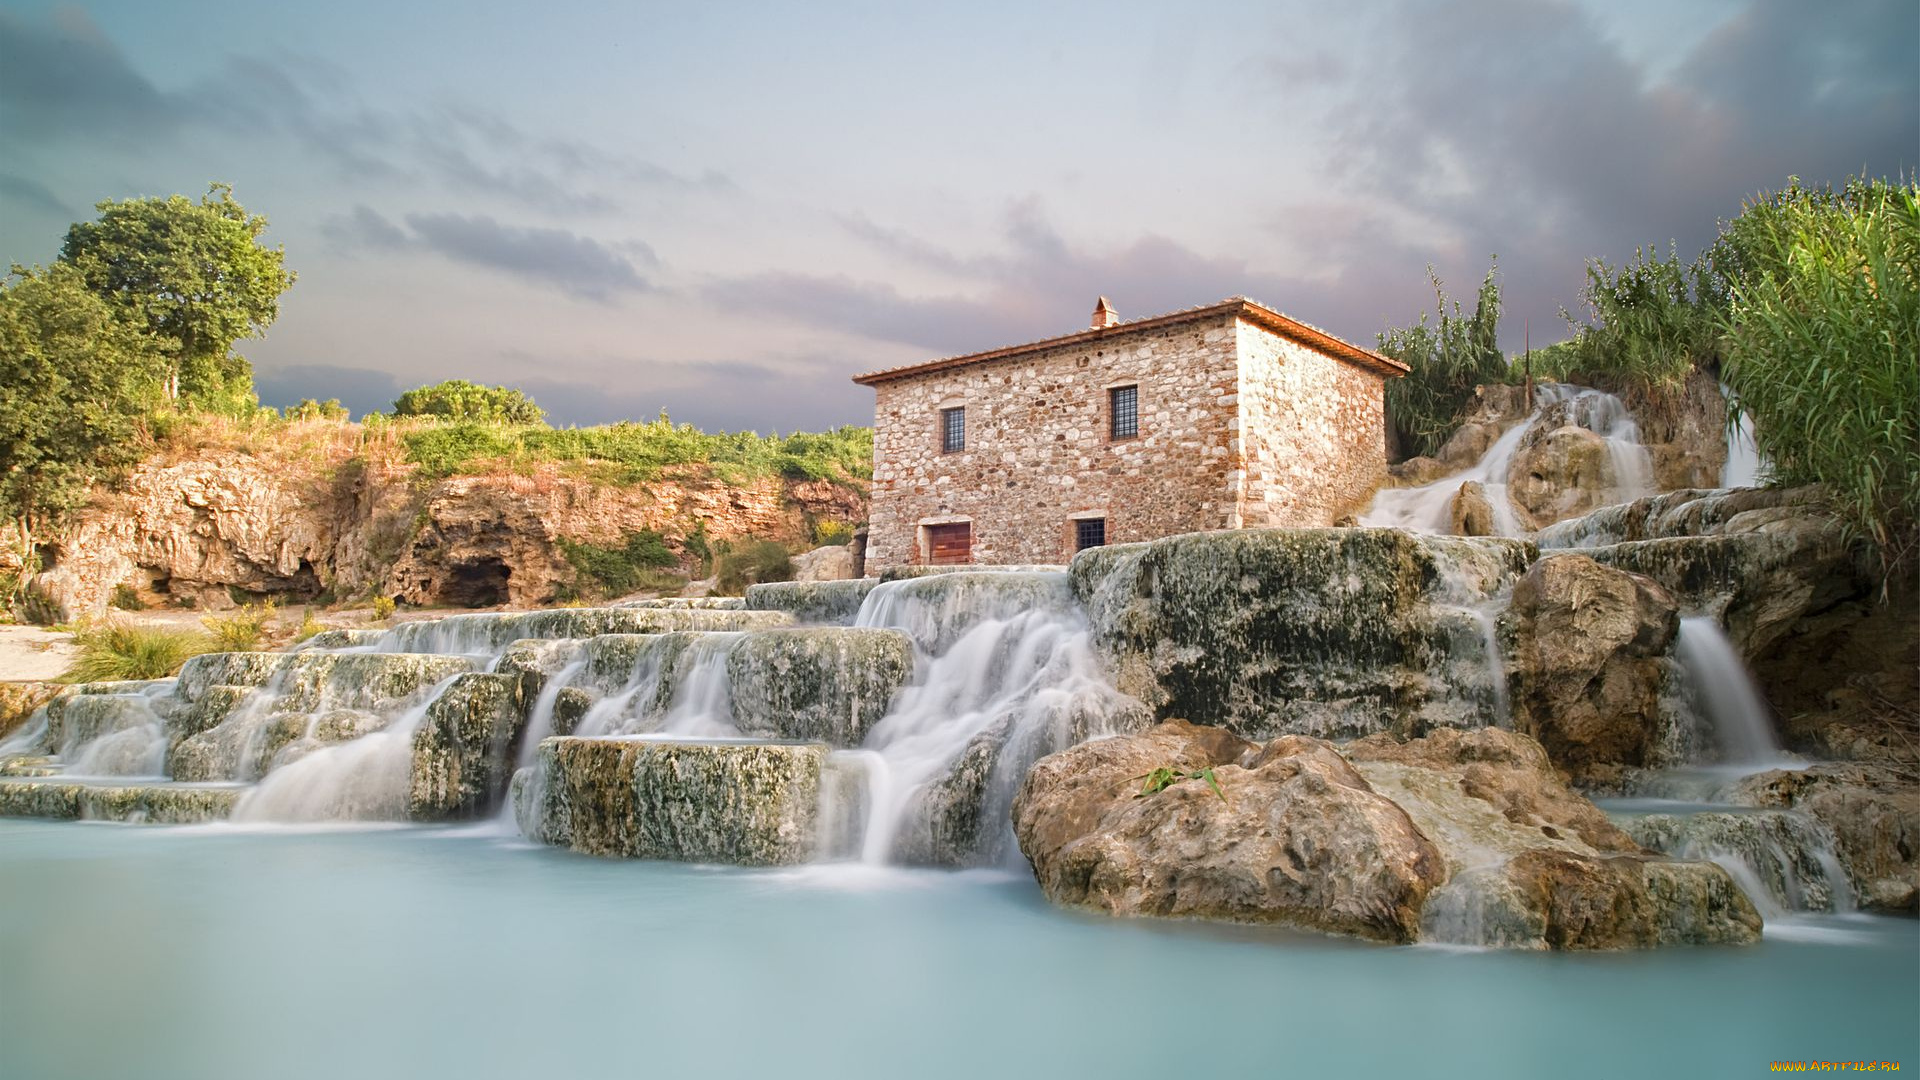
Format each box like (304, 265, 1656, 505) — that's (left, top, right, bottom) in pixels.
(0, 9, 170, 139)
(403, 212, 649, 298)
(0, 173, 72, 218)
(253, 363, 406, 419)
(322, 206, 650, 299)
(0, 13, 730, 218)
(1300, 0, 1918, 347)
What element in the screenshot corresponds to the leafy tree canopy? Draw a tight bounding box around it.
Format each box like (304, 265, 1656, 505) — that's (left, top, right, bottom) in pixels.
(58, 182, 293, 413)
(0, 264, 166, 555)
(391, 379, 546, 425)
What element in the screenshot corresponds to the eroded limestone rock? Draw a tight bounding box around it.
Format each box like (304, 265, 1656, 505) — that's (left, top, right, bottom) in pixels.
(745, 579, 880, 625)
(1504, 554, 1679, 783)
(1011, 720, 1446, 943)
(0, 778, 242, 823)
(408, 672, 525, 819)
(725, 628, 912, 746)
(1071, 529, 1533, 740)
(515, 736, 826, 865)
(1014, 722, 1762, 948)
(1720, 764, 1920, 914)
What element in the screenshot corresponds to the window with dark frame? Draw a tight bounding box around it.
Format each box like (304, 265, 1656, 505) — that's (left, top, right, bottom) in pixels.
(940, 406, 966, 453)
(1109, 385, 1138, 440)
(1075, 517, 1106, 551)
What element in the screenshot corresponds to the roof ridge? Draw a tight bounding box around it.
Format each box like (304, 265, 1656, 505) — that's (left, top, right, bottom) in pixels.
(851, 297, 1403, 385)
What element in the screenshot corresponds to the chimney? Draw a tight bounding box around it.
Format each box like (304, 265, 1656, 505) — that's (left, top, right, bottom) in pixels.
(1091, 296, 1118, 329)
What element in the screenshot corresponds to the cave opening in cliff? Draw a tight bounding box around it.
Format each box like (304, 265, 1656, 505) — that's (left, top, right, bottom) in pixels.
(444, 559, 511, 607)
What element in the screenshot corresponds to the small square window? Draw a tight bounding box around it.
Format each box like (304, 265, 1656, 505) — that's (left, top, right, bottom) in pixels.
(1075, 517, 1106, 551)
(940, 407, 966, 453)
(1109, 386, 1138, 440)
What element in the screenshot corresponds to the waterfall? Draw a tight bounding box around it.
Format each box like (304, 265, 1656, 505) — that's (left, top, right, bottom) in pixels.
(1673, 617, 1791, 768)
(517, 660, 587, 770)
(572, 633, 744, 738)
(231, 674, 465, 822)
(1361, 384, 1654, 535)
(841, 572, 1144, 867)
(1721, 388, 1766, 488)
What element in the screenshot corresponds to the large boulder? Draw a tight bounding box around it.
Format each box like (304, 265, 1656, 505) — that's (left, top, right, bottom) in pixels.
(1071, 529, 1533, 740)
(1013, 722, 1760, 948)
(1012, 720, 1447, 943)
(1507, 423, 1616, 529)
(791, 545, 856, 582)
(1504, 554, 1680, 783)
(1346, 727, 1760, 948)
(725, 628, 913, 746)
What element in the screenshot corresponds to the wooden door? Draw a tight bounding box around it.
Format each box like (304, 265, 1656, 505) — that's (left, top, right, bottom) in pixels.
(926, 523, 972, 565)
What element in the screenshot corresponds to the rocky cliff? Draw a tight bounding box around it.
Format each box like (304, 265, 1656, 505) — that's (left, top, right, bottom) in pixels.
(31, 429, 866, 618)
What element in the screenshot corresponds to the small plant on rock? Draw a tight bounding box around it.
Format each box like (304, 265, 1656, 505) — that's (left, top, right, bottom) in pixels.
(371, 594, 396, 621)
(1135, 765, 1228, 802)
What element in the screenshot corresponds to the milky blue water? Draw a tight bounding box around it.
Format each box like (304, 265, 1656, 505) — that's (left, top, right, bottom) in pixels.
(1, 820, 1913, 1080)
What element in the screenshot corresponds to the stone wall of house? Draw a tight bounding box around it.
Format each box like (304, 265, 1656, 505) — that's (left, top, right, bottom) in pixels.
(864, 315, 1242, 569)
(863, 313, 1393, 571)
(1234, 322, 1390, 527)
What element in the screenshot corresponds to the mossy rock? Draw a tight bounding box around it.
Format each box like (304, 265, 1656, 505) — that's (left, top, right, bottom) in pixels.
(726, 628, 913, 747)
(1070, 528, 1535, 740)
(744, 580, 880, 625)
(407, 672, 525, 820)
(516, 736, 826, 865)
(0, 779, 242, 823)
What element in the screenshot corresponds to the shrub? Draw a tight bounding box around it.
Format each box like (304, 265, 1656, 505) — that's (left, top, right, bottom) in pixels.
(1720, 176, 1920, 568)
(202, 599, 275, 651)
(62, 621, 212, 682)
(109, 583, 145, 611)
(557, 530, 679, 599)
(396, 414, 873, 485)
(291, 610, 325, 643)
(1553, 244, 1717, 398)
(713, 540, 793, 595)
(392, 379, 546, 425)
(1379, 262, 1510, 458)
(19, 583, 61, 627)
(812, 519, 855, 546)
(371, 594, 396, 621)
(285, 398, 349, 422)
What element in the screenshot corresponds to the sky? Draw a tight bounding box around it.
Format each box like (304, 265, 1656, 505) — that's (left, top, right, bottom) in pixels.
(1, 0, 1913, 431)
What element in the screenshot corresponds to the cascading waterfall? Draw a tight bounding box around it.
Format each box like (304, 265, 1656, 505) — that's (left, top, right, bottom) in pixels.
(231, 674, 466, 822)
(1360, 384, 1655, 536)
(841, 571, 1145, 867)
(1720, 384, 1766, 488)
(1672, 617, 1791, 769)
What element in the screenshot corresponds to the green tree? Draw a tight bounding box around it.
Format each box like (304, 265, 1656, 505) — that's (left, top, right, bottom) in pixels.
(0, 264, 166, 596)
(391, 379, 546, 425)
(58, 183, 294, 413)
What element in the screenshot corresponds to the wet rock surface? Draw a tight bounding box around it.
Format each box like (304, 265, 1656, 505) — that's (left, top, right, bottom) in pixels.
(515, 736, 827, 865)
(1503, 554, 1680, 783)
(745, 579, 880, 625)
(1072, 529, 1532, 740)
(1720, 763, 1920, 914)
(407, 672, 525, 819)
(0, 778, 242, 822)
(725, 628, 913, 746)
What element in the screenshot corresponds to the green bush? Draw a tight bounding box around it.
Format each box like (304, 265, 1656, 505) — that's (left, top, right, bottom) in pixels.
(109, 584, 145, 611)
(392, 379, 545, 424)
(62, 621, 212, 682)
(1720, 176, 1920, 566)
(713, 540, 793, 595)
(557, 530, 679, 599)
(292, 610, 325, 643)
(285, 398, 349, 421)
(1378, 262, 1510, 458)
(202, 600, 275, 651)
(371, 594, 396, 621)
(812, 519, 855, 546)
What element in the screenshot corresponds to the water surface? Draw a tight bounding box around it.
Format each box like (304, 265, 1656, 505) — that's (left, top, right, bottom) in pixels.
(1, 821, 1913, 1080)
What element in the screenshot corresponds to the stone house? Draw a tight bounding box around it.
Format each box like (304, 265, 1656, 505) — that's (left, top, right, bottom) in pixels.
(853, 297, 1407, 570)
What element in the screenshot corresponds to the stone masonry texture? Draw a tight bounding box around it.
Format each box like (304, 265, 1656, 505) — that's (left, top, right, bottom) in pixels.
(859, 303, 1396, 570)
